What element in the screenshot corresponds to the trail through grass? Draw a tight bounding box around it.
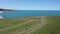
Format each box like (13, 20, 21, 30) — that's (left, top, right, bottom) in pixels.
(31, 16, 60, 34)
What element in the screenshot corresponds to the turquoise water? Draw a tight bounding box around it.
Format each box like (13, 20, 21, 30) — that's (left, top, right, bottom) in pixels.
(0, 10, 60, 18)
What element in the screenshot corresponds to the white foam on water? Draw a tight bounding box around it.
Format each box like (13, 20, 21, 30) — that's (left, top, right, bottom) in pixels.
(0, 16, 4, 19)
(0, 11, 3, 13)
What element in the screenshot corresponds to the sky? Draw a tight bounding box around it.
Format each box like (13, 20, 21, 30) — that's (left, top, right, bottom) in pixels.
(0, 0, 60, 10)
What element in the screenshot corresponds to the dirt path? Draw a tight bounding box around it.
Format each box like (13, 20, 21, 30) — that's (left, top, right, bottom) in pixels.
(16, 17, 47, 34)
(10, 20, 41, 34)
(25, 17, 47, 34)
(0, 20, 35, 31)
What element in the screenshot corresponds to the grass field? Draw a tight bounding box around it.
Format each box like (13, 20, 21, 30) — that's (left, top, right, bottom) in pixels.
(0, 18, 27, 29)
(0, 16, 42, 34)
(31, 16, 60, 34)
(0, 16, 60, 34)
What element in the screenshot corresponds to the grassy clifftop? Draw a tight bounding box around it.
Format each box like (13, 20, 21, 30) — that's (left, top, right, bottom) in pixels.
(0, 16, 60, 34)
(31, 16, 60, 34)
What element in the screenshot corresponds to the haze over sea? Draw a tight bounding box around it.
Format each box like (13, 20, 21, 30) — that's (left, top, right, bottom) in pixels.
(0, 10, 60, 18)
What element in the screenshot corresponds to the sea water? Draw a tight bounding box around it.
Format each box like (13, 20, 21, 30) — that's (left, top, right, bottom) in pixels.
(0, 10, 60, 18)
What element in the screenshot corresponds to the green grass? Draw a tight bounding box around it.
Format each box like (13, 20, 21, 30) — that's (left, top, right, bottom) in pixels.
(1, 16, 60, 34)
(31, 16, 60, 34)
(0, 20, 40, 34)
(0, 18, 27, 29)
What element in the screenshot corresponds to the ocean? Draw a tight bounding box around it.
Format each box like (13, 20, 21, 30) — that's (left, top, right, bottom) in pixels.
(0, 10, 60, 18)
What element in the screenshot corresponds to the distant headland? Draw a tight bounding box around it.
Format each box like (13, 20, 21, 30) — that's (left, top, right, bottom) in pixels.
(0, 8, 15, 11)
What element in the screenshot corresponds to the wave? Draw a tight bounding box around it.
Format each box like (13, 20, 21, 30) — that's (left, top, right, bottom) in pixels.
(0, 11, 3, 13)
(0, 16, 4, 19)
